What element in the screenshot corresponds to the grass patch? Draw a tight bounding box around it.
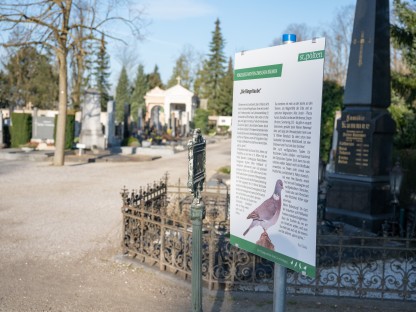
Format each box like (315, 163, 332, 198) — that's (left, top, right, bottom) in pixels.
(218, 166, 231, 175)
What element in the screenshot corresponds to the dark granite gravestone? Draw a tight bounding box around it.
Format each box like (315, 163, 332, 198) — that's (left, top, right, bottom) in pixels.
(123, 103, 130, 139)
(326, 0, 396, 232)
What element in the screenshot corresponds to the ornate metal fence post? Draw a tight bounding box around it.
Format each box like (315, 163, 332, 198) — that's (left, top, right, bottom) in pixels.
(188, 129, 206, 312)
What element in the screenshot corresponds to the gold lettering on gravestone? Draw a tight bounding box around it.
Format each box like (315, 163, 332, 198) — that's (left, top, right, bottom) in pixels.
(337, 113, 371, 169)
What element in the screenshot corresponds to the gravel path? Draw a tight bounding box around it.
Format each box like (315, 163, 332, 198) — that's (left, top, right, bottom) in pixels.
(0, 138, 414, 311)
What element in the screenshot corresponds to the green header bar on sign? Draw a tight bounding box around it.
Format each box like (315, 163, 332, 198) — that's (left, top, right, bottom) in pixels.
(230, 234, 316, 278)
(298, 50, 325, 62)
(234, 64, 283, 81)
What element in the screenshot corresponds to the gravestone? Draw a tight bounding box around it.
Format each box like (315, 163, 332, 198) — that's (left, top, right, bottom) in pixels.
(326, 0, 395, 232)
(79, 89, 106, 149)
(137, 106, 144, 131)
(123, 103, 130, 139)
(32, 108, 55, 141)
(106, 100, 117, 147)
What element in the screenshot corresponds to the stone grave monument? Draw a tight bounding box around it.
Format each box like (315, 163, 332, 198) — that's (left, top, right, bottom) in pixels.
(105, 100, 117, 147)
(79, 89, 106, 150)
(326, 0, 396, 232)
(32, 108, 55, 142)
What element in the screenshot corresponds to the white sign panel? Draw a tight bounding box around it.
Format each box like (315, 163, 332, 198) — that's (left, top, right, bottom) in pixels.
(230, 38, 326, 278)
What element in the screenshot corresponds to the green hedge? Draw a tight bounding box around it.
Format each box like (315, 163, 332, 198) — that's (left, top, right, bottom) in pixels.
(10, 112, 32, 148)
(54, 114, 75, 149)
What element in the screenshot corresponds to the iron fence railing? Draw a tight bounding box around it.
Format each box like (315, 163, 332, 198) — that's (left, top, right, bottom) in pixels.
(120, 178, 416, 301)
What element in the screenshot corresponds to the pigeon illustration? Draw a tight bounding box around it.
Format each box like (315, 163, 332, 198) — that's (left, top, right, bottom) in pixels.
(243, 179, 283, 236)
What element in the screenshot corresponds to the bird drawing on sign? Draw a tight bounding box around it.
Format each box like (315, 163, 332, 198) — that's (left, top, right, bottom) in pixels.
(243, 179, 284, 236)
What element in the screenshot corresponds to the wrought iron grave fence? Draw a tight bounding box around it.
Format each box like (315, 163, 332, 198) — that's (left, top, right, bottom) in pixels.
(120, 177, 416, 301)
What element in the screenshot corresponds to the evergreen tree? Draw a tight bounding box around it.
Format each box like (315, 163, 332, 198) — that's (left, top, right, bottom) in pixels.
(320, 80, 344, 162)
(389, 91, 416, 149)
(193, 61, 209, 98)
(167, 54, 192, 89)
(202, 18, 227, 114)
(216, 57, 234, 116)
(0, 70, 10, 108)
(193, 108, 210, 134)
(94, 33, 111, 111)
(147, 65, 164, 89)
(131, 64, 148, 122)
(115, 66, 130, 123)
(391, 0, 416, 107)
(5, 46, 58, 109)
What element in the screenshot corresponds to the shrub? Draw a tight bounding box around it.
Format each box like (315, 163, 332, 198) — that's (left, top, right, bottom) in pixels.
(218, 166, 231, 175)
(10, 112, 32, 148)
(54, 114, 76, 149)
(122, 136, 140, 147)
(389, 94, 416, 150)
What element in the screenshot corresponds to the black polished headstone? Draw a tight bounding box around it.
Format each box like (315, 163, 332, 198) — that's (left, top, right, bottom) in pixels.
(343, 0, 391, 108)
(326, 0, 395, 232)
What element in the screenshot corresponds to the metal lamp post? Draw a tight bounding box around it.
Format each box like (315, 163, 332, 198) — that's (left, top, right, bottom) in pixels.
(187, 129, 206, 312)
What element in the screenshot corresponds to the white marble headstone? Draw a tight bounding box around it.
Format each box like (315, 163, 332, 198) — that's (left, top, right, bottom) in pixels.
(79, 89, 105, 149)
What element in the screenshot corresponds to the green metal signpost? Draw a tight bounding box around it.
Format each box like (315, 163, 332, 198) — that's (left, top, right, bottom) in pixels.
(187, 129, 206, 312)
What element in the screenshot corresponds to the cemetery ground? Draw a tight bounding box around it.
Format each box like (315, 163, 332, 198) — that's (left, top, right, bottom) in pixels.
(0, 137, 414, 312)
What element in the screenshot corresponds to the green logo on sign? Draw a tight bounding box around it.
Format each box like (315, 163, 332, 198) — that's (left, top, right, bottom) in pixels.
(234, 64, 283, 81)
(298, 50, 325, 62)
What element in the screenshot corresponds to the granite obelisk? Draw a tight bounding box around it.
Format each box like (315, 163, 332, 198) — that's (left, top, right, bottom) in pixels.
(326, 0, 396, 232)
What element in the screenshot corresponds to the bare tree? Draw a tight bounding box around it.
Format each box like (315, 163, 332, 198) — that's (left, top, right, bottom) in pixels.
(114, 41, 141, 80)
(269, 6, 354, 86)
(271, 23, 319, 46)
(323, 5, 355, 85)
(70, 1, 91, 111)
(167, 44, 200, 89)
(0, 0, 146, 166)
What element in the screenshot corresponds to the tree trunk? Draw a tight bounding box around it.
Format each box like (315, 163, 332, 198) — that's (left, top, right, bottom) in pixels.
(53, 50, 68, 166)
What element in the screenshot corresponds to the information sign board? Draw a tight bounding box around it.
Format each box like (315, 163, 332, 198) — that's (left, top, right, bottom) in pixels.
(230, 38, 326, 278)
